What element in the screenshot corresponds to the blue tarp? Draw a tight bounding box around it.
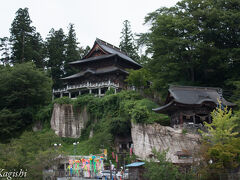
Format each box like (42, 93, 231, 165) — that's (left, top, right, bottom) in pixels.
(126, 162, 145, 167)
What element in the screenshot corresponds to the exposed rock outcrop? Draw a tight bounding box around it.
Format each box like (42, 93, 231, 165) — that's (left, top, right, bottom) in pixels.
(131, 123, 201, 163)
(51, 104, 89, 138)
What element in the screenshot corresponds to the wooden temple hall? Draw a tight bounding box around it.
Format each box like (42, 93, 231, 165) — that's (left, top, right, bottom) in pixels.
(53, 38, 141, 98)
(153, 85, 235, 127)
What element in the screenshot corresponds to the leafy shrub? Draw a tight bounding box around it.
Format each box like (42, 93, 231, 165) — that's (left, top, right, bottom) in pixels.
(105, 87, 115, 95)
(54, 97, 72, 105)
(132, 105, 149, 123)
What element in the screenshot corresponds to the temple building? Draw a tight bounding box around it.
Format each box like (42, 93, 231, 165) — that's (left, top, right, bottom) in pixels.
(153, 85, 235, 127)
(53, 38, 142, 98)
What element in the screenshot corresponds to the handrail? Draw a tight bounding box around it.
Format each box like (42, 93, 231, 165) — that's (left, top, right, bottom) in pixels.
(53, 81, 120, 93)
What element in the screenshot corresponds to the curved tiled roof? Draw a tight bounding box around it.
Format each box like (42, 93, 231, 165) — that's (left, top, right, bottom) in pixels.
(61, 66, 128, 80)
(69, 54, 115, 65)
(153, 85, 235, 113)
(69, 38, 142, 68)
(96, 38, 141, 67)
(168, 85, 235, 106)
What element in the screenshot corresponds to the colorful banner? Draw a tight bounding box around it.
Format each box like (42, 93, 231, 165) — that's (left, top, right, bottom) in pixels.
(67, 156, 104, 178)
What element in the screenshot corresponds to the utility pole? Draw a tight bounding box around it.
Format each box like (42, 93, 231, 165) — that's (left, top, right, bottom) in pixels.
(110, 160, 113, 180)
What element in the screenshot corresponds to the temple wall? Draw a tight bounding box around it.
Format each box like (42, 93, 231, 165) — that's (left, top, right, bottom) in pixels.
(51, 104, 89, 138)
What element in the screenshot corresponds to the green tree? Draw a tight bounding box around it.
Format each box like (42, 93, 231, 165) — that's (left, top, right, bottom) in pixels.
(126, 68, 150, 89)
(144, 150, 182, 180)
(46, 28, 66, 88)
(141, 0, 240, 93)
(64, 23, 81, 76)
(0, 130, 63, 180)
(119, 20, 139, 62)
(199, 105, 240, 178)
(0, 63, 52, 141)
(0, 37, 11, 65)
(10, 8, 45, 68)
(79, 45, 90, 58)
(201, 105, 238, 144)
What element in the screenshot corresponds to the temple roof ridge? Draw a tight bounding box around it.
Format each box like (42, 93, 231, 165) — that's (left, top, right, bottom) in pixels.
(95, 38, 128, 56)
(169, 84, 221, 91)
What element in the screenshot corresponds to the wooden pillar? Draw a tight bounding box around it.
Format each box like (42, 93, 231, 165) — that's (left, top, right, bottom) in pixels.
(69, 92, 71, 98)
(179, 113, 183, 125)
(89, 89, 92, 94)
(79, 90, 81, 96)
(60, 92, 63, 98)
(193, 114, 196, 124)
(98, 88, 101, 96)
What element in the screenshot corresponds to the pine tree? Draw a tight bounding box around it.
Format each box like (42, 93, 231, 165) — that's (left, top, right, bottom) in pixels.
(119, 20, 139, 62)
(10, 8, 44, 68)
(0, 37, 11, 65)
(46, 28, 66, 89)
(64, 23, 81, 76)
(79, 45, 90, 58)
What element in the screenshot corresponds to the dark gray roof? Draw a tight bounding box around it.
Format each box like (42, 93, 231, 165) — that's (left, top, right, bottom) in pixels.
(152, 101, 174, 112)
(153, 85, 235, 113)
(96, 38, 141, 67)
(62, 66, 128, 80)
(69, 54, 115, 65)
(168, 85, 235, 106)
(69, 38, 142, 68)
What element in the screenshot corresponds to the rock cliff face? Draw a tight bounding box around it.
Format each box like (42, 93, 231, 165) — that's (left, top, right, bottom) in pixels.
(51, 104, 89, 138)
(51, 103, 201, 164)
(131, 123, 201, 163)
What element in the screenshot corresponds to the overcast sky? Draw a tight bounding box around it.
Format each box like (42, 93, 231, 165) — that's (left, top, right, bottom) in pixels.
(1, 0, 179, 48)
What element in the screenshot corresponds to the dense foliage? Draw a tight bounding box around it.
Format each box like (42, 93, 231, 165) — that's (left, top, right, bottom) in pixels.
(46, 28, 66, 88)
(64, 24, 81, 76)
(198, 105, 240, 179)
(137, 0, 240, 95)
(10, 8, 45, 68)
(144, 150, 193, 180)
(50, 91, 170, 155)
(119, 20, 140, 62)
(0, 63, 52, 142)
(0, 129, 63, 180)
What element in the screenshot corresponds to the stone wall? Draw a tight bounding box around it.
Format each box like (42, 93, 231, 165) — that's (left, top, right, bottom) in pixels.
(131, 123, 201, 163)
(51, 104, 89, 138)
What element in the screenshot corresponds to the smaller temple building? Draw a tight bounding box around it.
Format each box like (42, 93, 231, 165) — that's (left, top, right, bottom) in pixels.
(53, 38, 141, 99)
(153, 85, 235, 128)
